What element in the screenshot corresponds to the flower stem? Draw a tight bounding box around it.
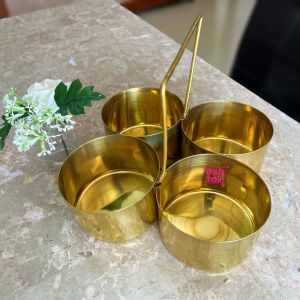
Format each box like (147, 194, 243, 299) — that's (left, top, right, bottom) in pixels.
(60, 135, 69, 156)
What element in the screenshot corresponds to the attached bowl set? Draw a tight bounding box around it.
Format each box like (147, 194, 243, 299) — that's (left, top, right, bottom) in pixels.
(58, 16, 273, 273)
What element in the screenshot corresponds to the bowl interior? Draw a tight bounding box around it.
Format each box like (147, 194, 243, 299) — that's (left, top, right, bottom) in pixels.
(102, 87, 184, 137)
(157, 154, 271, 242)
(58, 135, 160, 213)
(182, 102, 273, 154)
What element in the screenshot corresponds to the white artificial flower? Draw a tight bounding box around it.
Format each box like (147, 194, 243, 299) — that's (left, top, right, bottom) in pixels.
(2, 93, 10, 106)
(13, 129, 40, 152)
(2, 81, 77, 156)
(3, 89, 76, 156)
(26, 79, 70, 112)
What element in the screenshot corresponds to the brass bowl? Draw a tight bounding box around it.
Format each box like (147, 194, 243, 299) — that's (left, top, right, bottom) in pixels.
(57, 15, 203, 242)
(153, 16, 270, 273)
(101, 16, 203, 165)
(181, 101, 273, 172)
(102, 87, 183, 165)
(58, 135, 160, 242)
(156, 154, 271, 273)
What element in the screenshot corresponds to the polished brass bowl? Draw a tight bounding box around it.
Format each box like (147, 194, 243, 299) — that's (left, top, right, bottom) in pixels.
(156, 154, 271, 273)
(58, 15, 203, 242)
(58, 135, 160, 242)
(181, 101, 273, 172)
(102, 87, 183, 165)
(157, 48, 272, 272)
(101, 16, 203, 165)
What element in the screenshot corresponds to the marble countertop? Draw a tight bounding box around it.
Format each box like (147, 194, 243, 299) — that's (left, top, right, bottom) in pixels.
(0, 0, 299, 299)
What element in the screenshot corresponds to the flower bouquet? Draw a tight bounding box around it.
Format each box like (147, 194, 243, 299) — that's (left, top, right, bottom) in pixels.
(0, 79, 105, 157)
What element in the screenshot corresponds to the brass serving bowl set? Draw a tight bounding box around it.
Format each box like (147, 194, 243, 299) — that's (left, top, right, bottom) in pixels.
(58, 16, 273, 273)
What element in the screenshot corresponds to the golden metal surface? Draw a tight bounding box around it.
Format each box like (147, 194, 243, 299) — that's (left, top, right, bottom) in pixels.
(58, 135, 160, 242)
(102, 87, 183, 165)
(157, 27, 271, 272)
(159, 15, 203, 179)
(102, 16, 203, 165)
(181, 101, 273, 172)
(59, 14, 272, 271)
(58, 15, 203, 242)
(156, 154, 271, 273)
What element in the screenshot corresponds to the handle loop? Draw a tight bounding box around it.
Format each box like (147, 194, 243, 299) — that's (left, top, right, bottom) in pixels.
(159, 15, 203, 183)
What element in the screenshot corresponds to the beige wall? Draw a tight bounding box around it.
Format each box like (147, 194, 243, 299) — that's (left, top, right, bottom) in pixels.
(141, 0, 256, 74)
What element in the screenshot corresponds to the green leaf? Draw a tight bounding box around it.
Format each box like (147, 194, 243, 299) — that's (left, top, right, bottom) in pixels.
(101, 191, 145, 211)
(54, 79, 105, 116)
(57, 106, 68, 116)
(78, 86, 93, 96)
(69, 102, 85, 115)
(0, 121, 12, 150)
(54, 82, 68, 108)
(102, 193, 132, 211)
(66, 79, 82, 97)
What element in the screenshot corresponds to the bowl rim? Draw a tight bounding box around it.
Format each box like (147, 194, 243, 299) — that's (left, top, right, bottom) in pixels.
(181, 100, 274, 156)
(156, 153, 272, 244)
(101, 87, 185, 138)
(58, 134, 160, 215)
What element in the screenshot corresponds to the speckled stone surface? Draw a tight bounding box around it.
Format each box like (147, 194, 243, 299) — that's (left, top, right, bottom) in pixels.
(0, 1, 300, 299)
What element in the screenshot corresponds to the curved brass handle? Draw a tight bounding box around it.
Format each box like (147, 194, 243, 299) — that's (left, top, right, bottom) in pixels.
(159, 15, 203, 183)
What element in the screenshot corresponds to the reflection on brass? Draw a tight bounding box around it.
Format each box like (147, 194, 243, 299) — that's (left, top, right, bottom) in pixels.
(102, 16, 203, 165)
(58, 14, 272, 271)
(102, 88, 183, 165)
(58, 15, 203, 242)
(156, 154, 271, 273)
(157, 22, 272, 272)
(182, 101, 273, 172)
(58, 135, 159, 242)
(159, 15, 202, 178)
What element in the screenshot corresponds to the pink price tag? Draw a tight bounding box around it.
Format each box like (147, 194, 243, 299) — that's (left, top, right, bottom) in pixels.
(204, 167, 228, 186)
